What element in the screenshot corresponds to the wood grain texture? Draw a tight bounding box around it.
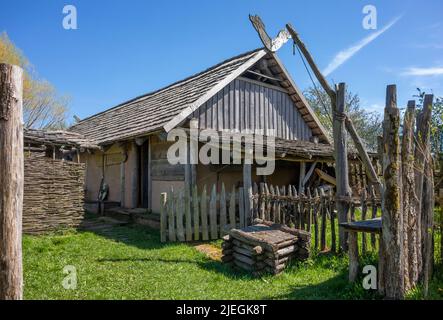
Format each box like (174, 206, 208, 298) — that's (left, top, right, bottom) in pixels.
(0, 64, 23, 300)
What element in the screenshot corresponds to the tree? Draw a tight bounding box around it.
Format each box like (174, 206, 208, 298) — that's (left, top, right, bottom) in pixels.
(304, 86, 382, 150)
(0, 32, 69, 129)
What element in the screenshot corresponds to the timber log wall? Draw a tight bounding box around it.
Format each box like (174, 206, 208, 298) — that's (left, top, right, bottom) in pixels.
(23, 152, 85, 234)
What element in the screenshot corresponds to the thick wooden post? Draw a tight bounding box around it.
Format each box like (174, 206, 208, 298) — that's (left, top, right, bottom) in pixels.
(402, 101, 417, 288)
(420, 94, 434, 296)
(0, 64, 24, 300)
(348, 231, 359, 282)
(379, 84, 404, 299)
(334, 83, 352, 252)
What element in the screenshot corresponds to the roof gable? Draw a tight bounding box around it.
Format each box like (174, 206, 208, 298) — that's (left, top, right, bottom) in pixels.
(70, 48, 329, 145)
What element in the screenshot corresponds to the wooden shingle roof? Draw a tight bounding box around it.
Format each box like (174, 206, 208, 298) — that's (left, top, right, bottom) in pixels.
(24, 129, 99, 149)
(70, 48, 329, 145)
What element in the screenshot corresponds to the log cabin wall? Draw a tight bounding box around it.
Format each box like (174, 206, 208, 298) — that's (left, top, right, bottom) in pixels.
(192, 78, 313, 140)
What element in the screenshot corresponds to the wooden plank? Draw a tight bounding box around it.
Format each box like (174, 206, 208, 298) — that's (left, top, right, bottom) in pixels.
(209, 184, 218, 239)
(306, 188, 312, 232)
(167, 188, 176, 242)
(185, 185, 192, 241)
(259, 183, 266, 220)
(163, 50, 267, 132)
(313, 189, 319, 250)
(361, 189, 367, 254)
(201, 185, 209, 241)
(220, 183, 227, 235)
(330, 189, 336, 253)
(275, 186, 281, 223)
(229, 186, 236, 230)
(193, 185, 200, 241)
(243, 163, 252, 225)
(239, 187, 245, 228)
(160, 193, 167, 242)
(320, 189, 327, 251)
(340, 217, 382, 234)
(0, 64, 23, 300)
(176, 190, 185, 242)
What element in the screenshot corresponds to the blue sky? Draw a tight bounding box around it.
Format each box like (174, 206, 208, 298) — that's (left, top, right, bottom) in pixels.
(1, 0, 442, 123)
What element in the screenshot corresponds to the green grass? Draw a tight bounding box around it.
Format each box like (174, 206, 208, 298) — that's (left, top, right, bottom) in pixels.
(23, 212, 443, 300)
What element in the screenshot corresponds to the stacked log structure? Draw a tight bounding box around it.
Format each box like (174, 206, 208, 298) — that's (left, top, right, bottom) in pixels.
(222, 219, 310, 275)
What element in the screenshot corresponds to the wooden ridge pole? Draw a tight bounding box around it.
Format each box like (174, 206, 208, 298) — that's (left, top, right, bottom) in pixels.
(0, 63, 24, 300)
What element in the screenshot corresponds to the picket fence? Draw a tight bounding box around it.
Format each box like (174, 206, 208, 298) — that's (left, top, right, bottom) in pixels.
(160, 182, 381, 253)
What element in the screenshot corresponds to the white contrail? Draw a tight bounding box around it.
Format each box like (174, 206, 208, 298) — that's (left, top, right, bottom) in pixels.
(401, 67, 443, 76)
(323, 16, 402, 77)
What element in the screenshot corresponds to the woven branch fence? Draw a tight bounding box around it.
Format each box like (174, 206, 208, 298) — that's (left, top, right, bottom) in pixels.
(23, 152, 85, 234)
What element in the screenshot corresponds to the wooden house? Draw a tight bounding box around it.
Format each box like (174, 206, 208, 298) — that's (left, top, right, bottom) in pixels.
(70, 48, 346, 214)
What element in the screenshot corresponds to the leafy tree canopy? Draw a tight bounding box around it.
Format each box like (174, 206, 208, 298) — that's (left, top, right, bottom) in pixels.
(0, 32, 69, 129)
(304, 86, 382, 151)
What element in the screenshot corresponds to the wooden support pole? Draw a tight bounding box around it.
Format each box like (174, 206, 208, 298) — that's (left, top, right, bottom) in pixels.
(131, 141, 139, 208)
(0, 64, 23, 300)
(243, 163, 252, 226)
(348, 231, 359, 282)
(379, 84, 404, 299)
(299, 162, 306, 193)
(334, 83, 352, 252)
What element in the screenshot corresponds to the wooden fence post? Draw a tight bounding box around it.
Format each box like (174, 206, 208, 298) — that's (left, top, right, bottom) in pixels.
(379, 84, 404, 299)
(402, 101, 417, 288)
(220, 183, 227, 235)
(334, 83, 352, 252)
(420, 94, 434, 297)
(160, 193, 167, 242)
(0, 63, 24, 300)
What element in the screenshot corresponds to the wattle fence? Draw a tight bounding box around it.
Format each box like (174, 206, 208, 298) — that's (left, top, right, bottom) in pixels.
(160, 182, 381, 252)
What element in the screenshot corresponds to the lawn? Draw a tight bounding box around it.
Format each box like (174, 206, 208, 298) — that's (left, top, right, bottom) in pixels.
(23, 213, 442, 300)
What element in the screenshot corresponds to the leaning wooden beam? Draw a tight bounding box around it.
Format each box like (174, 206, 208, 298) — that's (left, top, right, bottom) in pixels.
(315, 168, 336, 186)
(334, 83, 352, 252)
(344, 117, 381, 190)
(0, 63, 24, 300)
(285, 23, 336, 108)
(286, 23, 379, 191)
(379, 84, 404, 299)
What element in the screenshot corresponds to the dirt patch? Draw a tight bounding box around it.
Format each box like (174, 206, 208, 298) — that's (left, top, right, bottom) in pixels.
(194, 244, 222, 261)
